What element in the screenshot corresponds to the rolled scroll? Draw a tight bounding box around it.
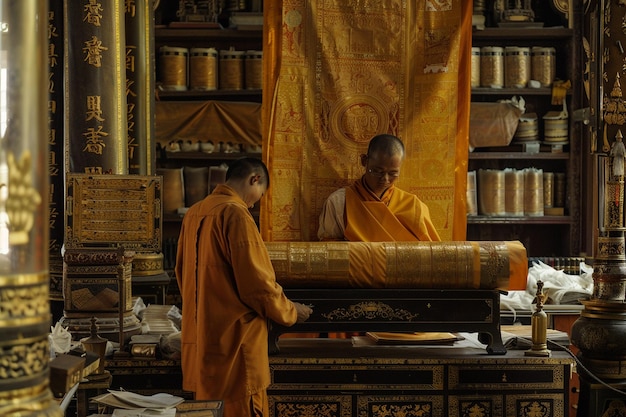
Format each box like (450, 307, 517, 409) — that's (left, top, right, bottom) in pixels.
(266, 241, 527, 291)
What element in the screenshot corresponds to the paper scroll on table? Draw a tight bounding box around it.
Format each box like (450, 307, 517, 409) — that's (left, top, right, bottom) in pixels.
(266, 241, 527, 291)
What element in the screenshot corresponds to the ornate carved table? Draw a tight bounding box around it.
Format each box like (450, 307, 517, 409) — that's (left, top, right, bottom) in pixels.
(268, 338, 575, 417)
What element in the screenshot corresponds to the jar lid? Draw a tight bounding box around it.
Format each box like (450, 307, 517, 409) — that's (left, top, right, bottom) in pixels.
(220, 49, 245, 57)
(531, 46, 556, 54)
(504, 46, 530, 54)
(480, 46, 504, 52)
(190, 47, 217, 55)
(159, 46, 189, 54)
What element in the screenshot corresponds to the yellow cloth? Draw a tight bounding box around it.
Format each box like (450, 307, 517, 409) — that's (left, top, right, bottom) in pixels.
(266, 241, 528, 291)
(344, 178, 440, 242)
(175, 184, 297, 405)
(261, 1, 472, 242)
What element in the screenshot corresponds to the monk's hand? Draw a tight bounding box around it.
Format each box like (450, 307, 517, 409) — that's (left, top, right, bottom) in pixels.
(293, 302, 313, 323)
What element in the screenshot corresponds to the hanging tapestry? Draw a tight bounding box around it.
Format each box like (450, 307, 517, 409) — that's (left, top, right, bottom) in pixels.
(261, 0, 471, 242)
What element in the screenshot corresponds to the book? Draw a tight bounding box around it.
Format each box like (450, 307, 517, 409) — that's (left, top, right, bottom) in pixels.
(365, 332, 462, 345)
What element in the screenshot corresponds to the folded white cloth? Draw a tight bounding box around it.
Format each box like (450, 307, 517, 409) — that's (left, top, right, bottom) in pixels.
(49, 322, 72, 354)
(501, 260, 593, 314)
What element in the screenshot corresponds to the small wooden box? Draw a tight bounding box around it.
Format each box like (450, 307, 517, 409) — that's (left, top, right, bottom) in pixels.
(62, 247, 134, 314)
(49, 354, 86, 397)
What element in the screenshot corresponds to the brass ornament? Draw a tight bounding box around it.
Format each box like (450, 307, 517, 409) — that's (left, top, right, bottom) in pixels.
(0, 381, 63, 417)
(321, 301, 418, 321)
(131, 252, 165, 276)
(603, 72, 626, 126)
(5, 151, 41, 246)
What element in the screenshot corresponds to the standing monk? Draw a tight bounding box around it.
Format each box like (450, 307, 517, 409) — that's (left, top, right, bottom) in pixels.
(176, 157, 313, 417)
(318, 134, 440, 242)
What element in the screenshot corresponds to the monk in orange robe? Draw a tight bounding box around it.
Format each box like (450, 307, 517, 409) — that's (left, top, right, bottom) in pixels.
(318, 134, 440, 242)
(176, 157, 312, 417)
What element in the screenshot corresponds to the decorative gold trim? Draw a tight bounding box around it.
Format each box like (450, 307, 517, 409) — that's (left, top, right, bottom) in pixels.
(358, 394, 444, 417)
(0, 274, 49, 324)
(5, 151, 42, 246)
(321, 301, 419, 321)
(0, 272, 48, 287)
(506, 393, 565, 417)
(132, 252, 165, 276)
(596, 236, 626, 260)
(449, 394, 503, 417)
(449, 364, 565, 390)
(269, 394, 352, 417)
(0, 338, 49, 379)
(0, 315, 50, 329)
(270, 364, 443, 391)
(550, 0, 570, 26)
(0, 381, 62, 417)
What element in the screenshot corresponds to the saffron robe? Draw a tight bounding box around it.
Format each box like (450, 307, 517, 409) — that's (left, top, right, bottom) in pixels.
(175, 184, 298, 408)
(318, 177, 441, 242)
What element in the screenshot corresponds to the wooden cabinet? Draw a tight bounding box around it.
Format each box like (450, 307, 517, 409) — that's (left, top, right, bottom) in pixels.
(468, 2, 584, 258)
(269, 339, 574, 417)
(105, 357, 189, 398)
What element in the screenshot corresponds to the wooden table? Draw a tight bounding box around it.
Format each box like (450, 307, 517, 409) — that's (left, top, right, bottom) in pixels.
(269, 338, 576, 417)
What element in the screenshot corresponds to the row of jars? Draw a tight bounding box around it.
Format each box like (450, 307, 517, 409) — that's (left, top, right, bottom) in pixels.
(472, 46, 556, 89)
(158, 46, 263, 91)
(159, 164, 229, 213)
(467, 168, 566, 217)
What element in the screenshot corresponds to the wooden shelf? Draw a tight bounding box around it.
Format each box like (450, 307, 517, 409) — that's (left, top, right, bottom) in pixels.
(155, 27, 262, 42)
(160, 151, 261, 161)
(471, 87, 554, 96)
(472, 27, 573, 40)
(156, 89, 262, 102)
(466, 215, 573, 225)
(469, 151, 570, 160)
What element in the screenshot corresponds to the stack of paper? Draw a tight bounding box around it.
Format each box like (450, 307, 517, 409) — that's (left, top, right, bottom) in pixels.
(92, 390, 184, 416)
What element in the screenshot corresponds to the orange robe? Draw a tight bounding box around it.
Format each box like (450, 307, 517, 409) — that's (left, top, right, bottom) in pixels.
(175, 184, 298, 412)
(318, 177, 441, 242)
(317, 178, 440, 338)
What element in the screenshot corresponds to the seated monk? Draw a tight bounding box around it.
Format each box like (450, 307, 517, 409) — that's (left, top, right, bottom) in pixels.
(318, 133, 440, 242)
(307, 133, 440, 339)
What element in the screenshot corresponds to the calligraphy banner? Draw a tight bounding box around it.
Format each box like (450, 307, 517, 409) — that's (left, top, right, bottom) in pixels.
(64, 0, 128, 174)
(261, 0, 471, 242)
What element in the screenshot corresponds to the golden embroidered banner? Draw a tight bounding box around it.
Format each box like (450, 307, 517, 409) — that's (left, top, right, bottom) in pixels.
(261, 0, 471, 242)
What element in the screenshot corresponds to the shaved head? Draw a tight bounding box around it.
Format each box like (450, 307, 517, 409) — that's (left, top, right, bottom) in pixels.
(367, 134, 405, 158)
(226, 157, 270, 188)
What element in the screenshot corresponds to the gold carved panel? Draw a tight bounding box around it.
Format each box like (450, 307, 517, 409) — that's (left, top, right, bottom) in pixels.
(506, 394, 565, 417)
(269, 394, 352, 417)
(65, 174, 161, 250)
(357, 394, 444, 417)
(448, 394, 503, 417)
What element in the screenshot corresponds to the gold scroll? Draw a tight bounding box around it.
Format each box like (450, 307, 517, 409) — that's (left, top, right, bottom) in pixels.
(266, 241, 528, 291)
